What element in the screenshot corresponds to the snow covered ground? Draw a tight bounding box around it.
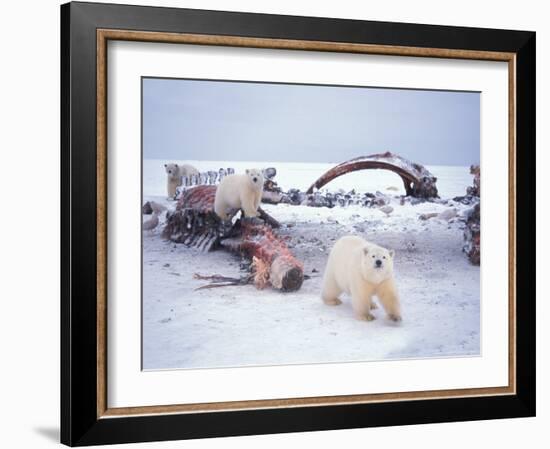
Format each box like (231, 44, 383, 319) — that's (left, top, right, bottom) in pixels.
(142, 160, 480, 370)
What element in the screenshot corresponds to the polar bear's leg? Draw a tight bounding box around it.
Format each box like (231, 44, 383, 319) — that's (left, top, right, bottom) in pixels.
(376, 279, 402, 322)
(321, 274, 342, 305)
(167, 180, 177, 199)
(240, 192, 259, 218)
(253, 190, 262, 210)
(350, 282, 375, 321)
(214, 192, 228, 220)
(214, 205, 228, 221)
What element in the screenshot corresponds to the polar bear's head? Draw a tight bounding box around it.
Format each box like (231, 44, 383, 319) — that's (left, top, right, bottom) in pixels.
(360, 243, 395, 284)
(245, 169, 264, 190)
(164, 163, 180, 179)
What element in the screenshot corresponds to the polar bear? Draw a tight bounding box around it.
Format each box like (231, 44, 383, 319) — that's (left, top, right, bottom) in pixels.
(214, 169, 264, 220)
(164, 163, 199, 199)
(321, 235, 402, 322)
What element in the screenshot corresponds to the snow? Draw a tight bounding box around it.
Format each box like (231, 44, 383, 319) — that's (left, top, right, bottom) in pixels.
(142, 160, 480, 370)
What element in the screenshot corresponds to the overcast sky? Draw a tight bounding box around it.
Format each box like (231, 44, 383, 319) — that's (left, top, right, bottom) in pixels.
(143, 77, 479, 166)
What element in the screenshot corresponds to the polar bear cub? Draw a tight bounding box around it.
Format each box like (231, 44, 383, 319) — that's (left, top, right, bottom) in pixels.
(321, 235, 402, 322)
(214, 169, 264, 220)
(164, 163, 199, 199)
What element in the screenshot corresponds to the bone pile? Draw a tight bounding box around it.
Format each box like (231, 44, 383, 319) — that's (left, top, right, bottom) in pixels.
(174, 164, 439, 210)
(162, 185, 225, 252)
(161, 184, 304, 291)
(175, 167, 236, 197)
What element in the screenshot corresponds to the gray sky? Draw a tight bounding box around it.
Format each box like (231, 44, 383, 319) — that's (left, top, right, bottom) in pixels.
(143, 77, 479, 166)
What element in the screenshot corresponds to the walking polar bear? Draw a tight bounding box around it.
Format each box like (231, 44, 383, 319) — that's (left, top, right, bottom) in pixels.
(214, 169, 264, 220)
(164, 163, 199, 199)
(321, 235, 402, 322)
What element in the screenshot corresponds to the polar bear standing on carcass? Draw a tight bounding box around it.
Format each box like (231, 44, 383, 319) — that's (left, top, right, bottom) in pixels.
(214, 169, 264, 220)
(321, 235, 402, 322)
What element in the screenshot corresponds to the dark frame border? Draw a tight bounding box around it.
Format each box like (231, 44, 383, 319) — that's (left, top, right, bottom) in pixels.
(61, 1, 535, 446)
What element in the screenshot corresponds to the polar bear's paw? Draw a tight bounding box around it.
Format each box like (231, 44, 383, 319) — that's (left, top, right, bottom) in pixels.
(323, 297, 342, 306)
(388, 313, 402, 322)
(241, 216, 264, 225)
(357, 312, 376, 322)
